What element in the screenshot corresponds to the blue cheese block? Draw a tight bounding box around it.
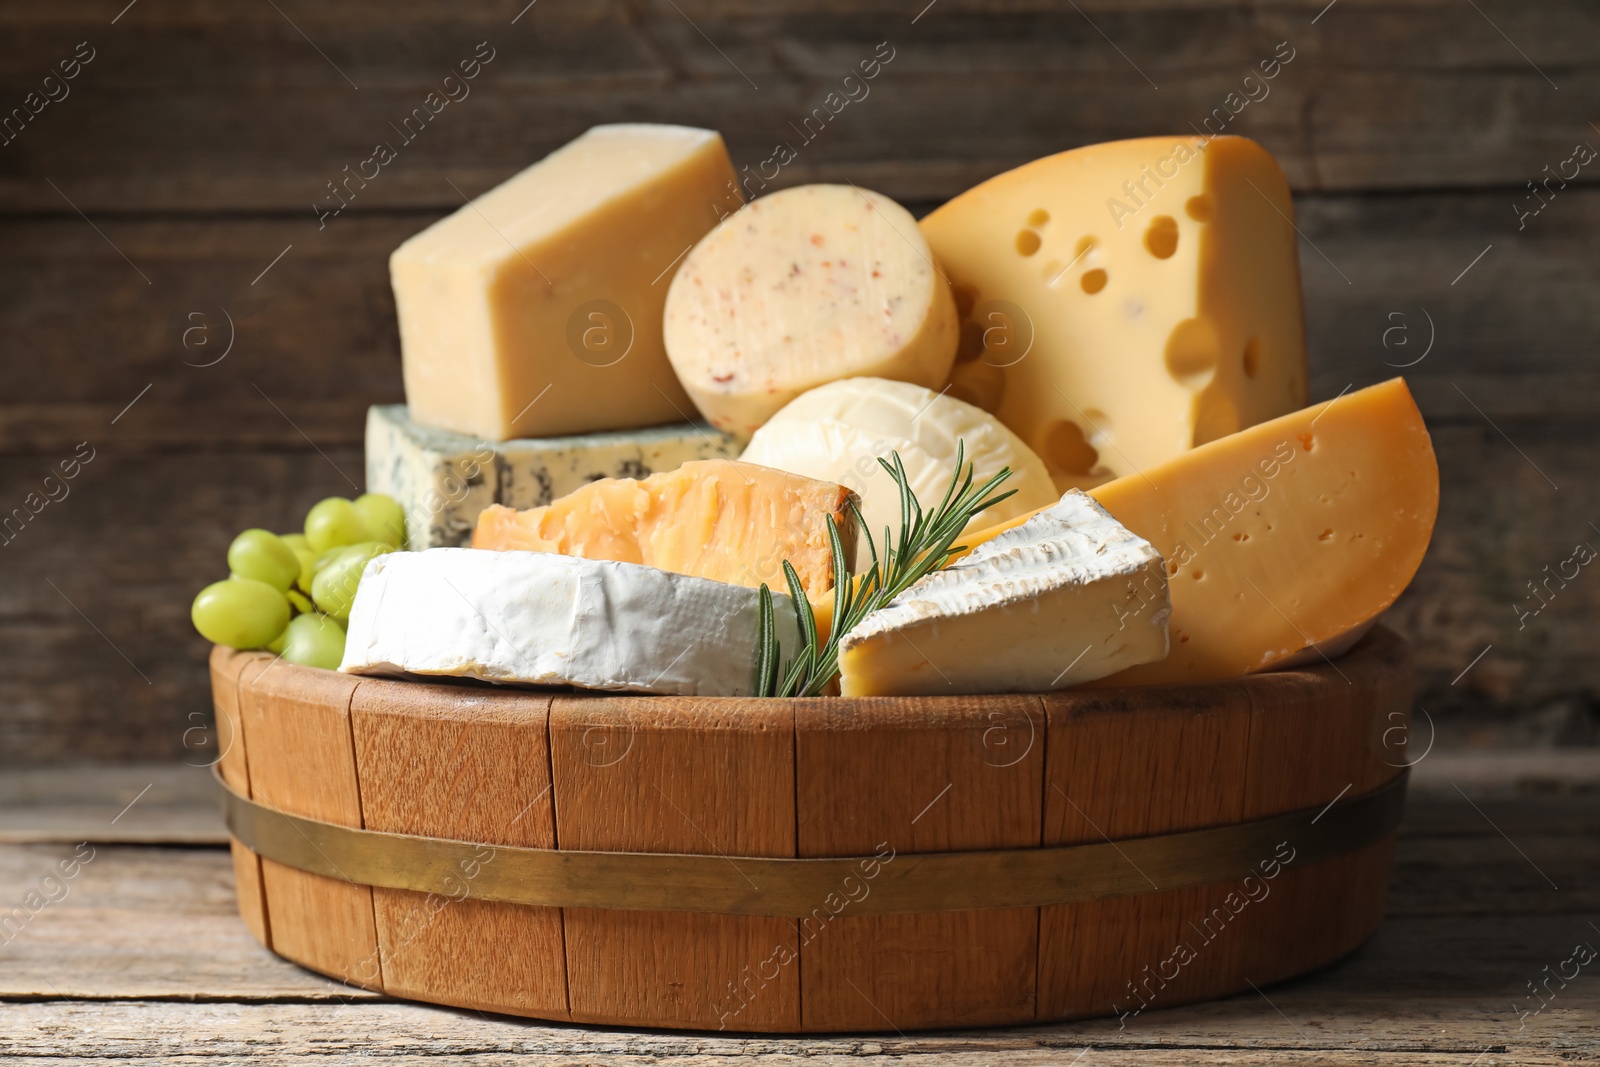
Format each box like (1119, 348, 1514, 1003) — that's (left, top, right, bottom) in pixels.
(364, 405, 742, 550)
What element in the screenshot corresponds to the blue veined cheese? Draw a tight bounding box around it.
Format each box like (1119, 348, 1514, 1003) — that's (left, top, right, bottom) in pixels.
(838, 490, 1170, 696)
(339, 548, 796, 697)
(364, 405, 741, 550)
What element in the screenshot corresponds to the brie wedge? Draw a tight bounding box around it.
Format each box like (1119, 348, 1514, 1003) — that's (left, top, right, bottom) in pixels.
(838, 491, 1170, 696)
(340, 548, 795, 697)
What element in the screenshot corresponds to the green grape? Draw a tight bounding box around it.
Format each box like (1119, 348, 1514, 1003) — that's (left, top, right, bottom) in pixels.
(304, 497, 367, 553)
(226, 529, 301, 592)
(311, 542, 388, 622)
(354, 493, 407, 548)
(312, 543, 355, 575)
(286, 588, 314, 614)
(290, 544, 315, 591)
(278, 533, 315, 588)
(265, 626, 288, 654)
(279, 613, 346, 670)
(192, 577, 291, 649)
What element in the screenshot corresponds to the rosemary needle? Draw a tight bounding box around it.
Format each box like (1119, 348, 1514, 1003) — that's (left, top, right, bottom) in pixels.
(752, 440, 1015, 697)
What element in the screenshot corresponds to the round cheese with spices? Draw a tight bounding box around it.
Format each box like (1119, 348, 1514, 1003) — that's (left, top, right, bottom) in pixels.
(663, 184, 959, 436)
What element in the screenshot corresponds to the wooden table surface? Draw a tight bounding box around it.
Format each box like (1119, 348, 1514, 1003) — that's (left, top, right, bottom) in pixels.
(1, 751, 1596, 1064)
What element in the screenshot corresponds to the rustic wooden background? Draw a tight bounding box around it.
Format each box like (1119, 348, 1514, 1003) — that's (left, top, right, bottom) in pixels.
(1, 1, 1595, 764)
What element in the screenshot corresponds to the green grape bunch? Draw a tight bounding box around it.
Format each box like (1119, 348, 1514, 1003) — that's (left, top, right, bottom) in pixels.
(190, 492, 406, 670)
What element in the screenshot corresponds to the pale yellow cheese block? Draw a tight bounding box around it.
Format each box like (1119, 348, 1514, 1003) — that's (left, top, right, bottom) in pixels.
(920, 135, 1308, 489)
(472, 459, 856, 599)
(663, 184, 959, 437)
(391, 124, 740, 441)
(955, 378, 1438, 685)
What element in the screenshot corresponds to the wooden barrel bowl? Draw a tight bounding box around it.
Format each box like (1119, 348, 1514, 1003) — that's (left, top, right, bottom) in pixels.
(208, 626, 1412, 1033)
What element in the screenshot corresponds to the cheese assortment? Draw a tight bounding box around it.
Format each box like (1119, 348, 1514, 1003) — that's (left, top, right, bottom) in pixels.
(663, 184, 959, 436)
(192, 124, 1440, 705)
(920, 136, 1308, 489)
(365, 404, 740, 550)
(838, 491, 1169, 696)
(339, 549, 797, 696)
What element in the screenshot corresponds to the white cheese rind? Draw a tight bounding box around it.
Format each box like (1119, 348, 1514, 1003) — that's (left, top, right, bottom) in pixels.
(738, 377, 1058, 544)
(838, 490, 1169, 696)
(339, 548, 796, 697)
(365, 405, 741, 550)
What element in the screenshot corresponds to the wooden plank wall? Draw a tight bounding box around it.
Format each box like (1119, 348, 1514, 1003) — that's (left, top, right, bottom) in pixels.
(0, 1, 1595, 763)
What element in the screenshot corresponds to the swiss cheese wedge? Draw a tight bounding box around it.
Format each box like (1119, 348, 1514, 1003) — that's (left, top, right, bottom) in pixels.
(957, 378, 1437, 684)
(920, 136, 1307, 489)
(473, 459, 856, 598)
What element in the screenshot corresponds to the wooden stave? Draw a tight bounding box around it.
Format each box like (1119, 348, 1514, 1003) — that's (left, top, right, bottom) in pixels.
(209, 626, 1412, 1032)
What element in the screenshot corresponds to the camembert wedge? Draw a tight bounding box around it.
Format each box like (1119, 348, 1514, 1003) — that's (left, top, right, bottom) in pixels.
(473, 459, 855, 598)
(339, 548, 797, 696)
(838, 490, 1169, 696)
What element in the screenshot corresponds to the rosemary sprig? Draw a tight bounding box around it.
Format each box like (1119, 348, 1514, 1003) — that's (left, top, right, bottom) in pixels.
(752, 441, 1015, 697)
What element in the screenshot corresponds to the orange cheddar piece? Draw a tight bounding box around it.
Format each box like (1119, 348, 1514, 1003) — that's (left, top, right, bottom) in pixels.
(473, 459, 856, 598)
(958, 378, 1437, 684)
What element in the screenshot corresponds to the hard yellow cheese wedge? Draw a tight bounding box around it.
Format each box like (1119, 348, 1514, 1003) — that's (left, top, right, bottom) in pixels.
(392, 124, 739, 441)
(959, 378, 1437, 685)
(920, 135, 1308, 489)
(473, 459, 856, 599)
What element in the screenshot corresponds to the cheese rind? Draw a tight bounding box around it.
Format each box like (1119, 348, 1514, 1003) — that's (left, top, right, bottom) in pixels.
(920, 135, 1308, 489)
(472, 459, 855, 598)
(838, 491, 1169, 696)
(339, 548, 796, 697)
(391, 124, 740, 440)
(664, 184, 959, 436)
(1083, 377, 1436, 685)
(364, 405, 740, 551)
(738, 377, 1058, 546)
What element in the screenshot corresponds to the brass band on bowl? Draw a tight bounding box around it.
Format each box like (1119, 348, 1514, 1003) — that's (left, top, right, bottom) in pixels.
(217, 767, 1405, 917)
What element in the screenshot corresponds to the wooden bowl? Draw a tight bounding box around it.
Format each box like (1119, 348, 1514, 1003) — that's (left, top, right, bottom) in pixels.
(209, 627, 1412, 1033)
